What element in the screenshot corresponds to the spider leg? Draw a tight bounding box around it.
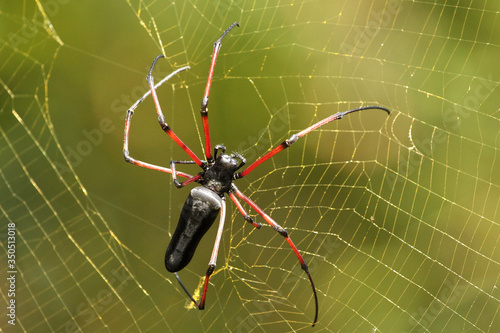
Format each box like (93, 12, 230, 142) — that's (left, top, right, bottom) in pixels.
(174, 272, 200, 308)
(235, 106, 390, 179)
(232, 186, 319, 327)
(170, 160, 203, 188)
(200, 22, 240, 163)
(123, 66, 198, 181)
(126, 66, 190, 116)
(199, 196, 227, 309)
(147, 55, 205, 168)
(228, 187, 262, 229)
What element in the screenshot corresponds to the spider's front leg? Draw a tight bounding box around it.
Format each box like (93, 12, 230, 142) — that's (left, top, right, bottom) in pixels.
(146, 55, 205, 169)
(122, 65, 196, 179)
(199, 22, 240, 163)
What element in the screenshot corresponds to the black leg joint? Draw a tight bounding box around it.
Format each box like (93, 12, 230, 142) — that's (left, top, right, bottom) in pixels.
(201, 97, 209, 113)
(160, 123, 170, 131)
(285, 134, 299, 146)
(274, 225, 288, 238)
(245, 215, 261, 228)
(206, 265, 215, 277)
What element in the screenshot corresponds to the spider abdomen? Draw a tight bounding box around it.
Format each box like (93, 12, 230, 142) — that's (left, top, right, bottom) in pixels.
(165, 187, 222, 272)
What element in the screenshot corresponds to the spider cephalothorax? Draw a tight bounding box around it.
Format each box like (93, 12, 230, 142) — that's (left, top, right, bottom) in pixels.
(202, 146, 245, 194)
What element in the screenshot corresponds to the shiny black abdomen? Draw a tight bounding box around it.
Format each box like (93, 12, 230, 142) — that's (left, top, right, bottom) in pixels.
(165, 187, 221, 272)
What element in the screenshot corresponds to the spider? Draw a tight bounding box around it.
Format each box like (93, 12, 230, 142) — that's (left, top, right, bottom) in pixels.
(123, 22, 390, 327)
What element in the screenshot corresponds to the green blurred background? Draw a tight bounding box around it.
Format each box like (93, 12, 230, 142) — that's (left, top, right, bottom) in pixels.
(1, 1, 499, 332)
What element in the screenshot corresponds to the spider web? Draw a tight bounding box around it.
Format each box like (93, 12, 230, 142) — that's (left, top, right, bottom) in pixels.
(1, 0, 499, 332)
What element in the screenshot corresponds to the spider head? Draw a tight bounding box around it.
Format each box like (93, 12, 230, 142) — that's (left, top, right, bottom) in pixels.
(217, 153, 240, 171)
(203, 152, 246, 194)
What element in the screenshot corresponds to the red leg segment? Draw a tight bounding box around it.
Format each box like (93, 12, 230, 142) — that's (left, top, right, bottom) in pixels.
(200, 22, 240, 163)
(235, 105, 390, 179)
(232, 186, 319, 326)
(228, 190, 262, 229)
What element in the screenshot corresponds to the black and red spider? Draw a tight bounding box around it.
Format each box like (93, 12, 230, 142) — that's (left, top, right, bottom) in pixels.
(123, 22, 390, 326)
